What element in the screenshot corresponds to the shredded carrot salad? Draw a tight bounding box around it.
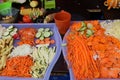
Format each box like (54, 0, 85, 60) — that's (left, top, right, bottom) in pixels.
(65, 20, 120, 79)
(0, 56, 33, 77)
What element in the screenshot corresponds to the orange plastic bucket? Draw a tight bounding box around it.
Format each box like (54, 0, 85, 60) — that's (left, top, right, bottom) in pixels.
(54, 10, 71, 35)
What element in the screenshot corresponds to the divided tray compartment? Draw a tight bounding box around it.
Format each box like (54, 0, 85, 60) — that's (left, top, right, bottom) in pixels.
(0, 23, 62, 80)
(62, 20, 120, 80)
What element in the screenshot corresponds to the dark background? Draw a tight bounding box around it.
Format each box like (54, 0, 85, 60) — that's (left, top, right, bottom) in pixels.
(12, 0, 120, 20)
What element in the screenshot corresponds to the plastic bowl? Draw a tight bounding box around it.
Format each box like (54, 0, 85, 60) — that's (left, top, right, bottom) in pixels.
(0, 8, 19, 23)
(0, 23, 62, 80)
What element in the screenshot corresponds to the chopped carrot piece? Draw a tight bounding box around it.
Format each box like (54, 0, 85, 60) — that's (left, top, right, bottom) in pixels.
(50, 39, 55, 44)
(39, 40, 45, 44)
(45, 40, 50, 44)
(35, 39, 41, 44)
(44, 38, 50, 41)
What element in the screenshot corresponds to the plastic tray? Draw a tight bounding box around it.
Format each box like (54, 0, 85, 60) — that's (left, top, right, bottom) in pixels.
(0, 23, 62, 80)
(62, 29, 74, 80)
(62, 21, 120, 80)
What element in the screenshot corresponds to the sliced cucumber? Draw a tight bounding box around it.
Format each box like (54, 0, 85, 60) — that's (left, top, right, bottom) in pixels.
(6, 28, 13, 32)
(39, 36, 44, 40)
(87, 23, 93, 29)
(38, 28, 44, 32)
(86, 29, 94, 37)
(3, 35, 11, 39)
(13, 28, 18, 32)
(79, 26, 87, 31)
(7, 35, 11, 38)
(3, 31, 9, 36)
(86, 34, 91, 38)
(44, 31, 51, 37)
(44, 28, 50, 32)
(81, 21, 87, 27)
(49, 31, 53, 36)
(80, 31, 84, 35)
(61, 43, 67, 47)
(86, 29, 93, 35)
(10, 31, 16, 36)
(7, 26, 14, 32)
(36, 32, 41, 38)
(8, 25, 14, 30)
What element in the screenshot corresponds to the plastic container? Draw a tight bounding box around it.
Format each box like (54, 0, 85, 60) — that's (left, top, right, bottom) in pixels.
(0, 1, 12, 11)
(62, 20, 120, 80)
(54, 10, 71, 35)
(0, 8, 19, 23)
(0, 23, 62, 80)
(62, 28, 105, 80)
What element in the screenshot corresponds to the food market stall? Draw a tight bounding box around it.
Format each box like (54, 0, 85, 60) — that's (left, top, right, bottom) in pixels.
(0, 0, 120, 80)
